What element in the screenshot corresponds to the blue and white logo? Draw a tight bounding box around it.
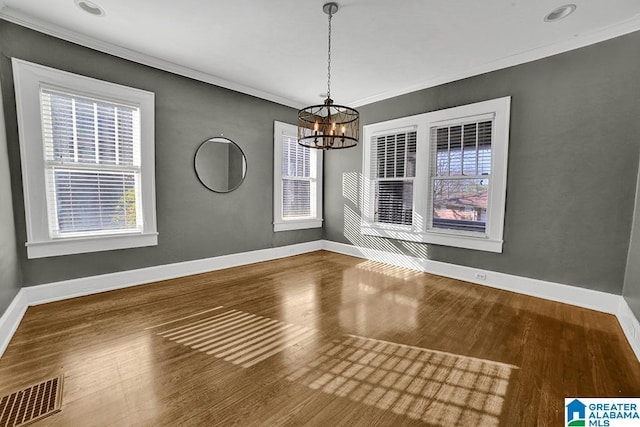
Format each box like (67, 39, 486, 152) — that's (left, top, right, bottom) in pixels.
(565, 398, 640, 427)
(566, 399, 587, 426)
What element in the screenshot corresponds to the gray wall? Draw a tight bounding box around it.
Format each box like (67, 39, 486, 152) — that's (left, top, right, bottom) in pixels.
(0, 21, 321, 286)
(324, 30, 640, 294)
(623, 155, 640, 318)
(2, 19, 639, 297)
(0, 71, 21, 313)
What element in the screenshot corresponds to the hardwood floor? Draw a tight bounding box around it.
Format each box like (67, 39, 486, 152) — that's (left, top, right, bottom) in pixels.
(0, 250, 638, 426)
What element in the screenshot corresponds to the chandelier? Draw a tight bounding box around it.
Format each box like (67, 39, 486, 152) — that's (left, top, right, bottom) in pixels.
(298, 2, 359, 149)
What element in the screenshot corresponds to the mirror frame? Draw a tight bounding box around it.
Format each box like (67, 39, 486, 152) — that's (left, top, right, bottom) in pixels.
(194, 136, 247, 193)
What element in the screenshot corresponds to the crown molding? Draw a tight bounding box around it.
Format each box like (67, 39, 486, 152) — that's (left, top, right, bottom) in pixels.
(350, 14, 640, 107)
(1, 6, 639, 110)
(0, 7, 304, 109)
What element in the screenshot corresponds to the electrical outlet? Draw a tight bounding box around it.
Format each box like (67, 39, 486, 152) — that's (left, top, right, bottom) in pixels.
(475, 273, 487, 281)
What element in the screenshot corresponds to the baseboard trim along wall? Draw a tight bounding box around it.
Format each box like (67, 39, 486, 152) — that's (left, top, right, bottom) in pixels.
(321, 241, 621, 314)
(1, 239, 639, 361)
(0, 241, 322, 357)
(0, 289, 28, 358)
(321, 240, 640, 361)
(617, 297, 640, 361)
(22, 241, 323, 307)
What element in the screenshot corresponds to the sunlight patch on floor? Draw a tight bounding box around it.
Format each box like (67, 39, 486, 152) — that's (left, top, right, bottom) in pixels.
(286, 335, 517, 425)
(355, 260, 423, 281)
(155, 309, 317, 368)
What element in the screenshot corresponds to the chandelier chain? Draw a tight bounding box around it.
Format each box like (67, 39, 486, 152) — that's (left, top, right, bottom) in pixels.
(327, 9, 332, 100)
(296, 3, 359, 150)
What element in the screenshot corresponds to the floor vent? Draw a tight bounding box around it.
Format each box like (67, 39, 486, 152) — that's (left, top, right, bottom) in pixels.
(0, 375, 63, 427)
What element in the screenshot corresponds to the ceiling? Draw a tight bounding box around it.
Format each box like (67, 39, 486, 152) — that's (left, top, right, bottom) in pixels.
(1, 0, 639, 108)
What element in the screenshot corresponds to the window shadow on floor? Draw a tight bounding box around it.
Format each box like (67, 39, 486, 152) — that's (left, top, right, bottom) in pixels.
(286, 334, 517, 426)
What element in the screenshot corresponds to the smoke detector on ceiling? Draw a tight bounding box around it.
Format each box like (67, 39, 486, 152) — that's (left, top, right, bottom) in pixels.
(544, 4, 577, 22)
(75, 0, 105, 17)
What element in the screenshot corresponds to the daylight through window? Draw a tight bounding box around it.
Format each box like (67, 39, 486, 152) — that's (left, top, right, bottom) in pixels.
(361, 97, 510, 253)
(13, 58, 157, 258)
(273, 121, 323, 232)
(430, 120, 492, 234)
(282, 134, 312, 218)
(372, 131, 416, 226)
(42, 89, 142, 237)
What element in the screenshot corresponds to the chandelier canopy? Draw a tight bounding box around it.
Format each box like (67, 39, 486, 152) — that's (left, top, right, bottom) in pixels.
(298, 2, 359, 150)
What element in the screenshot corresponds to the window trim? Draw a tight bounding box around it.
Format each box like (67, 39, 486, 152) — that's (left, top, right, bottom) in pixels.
(361, 97, 510, 253)
(12, 58, 157, 258)
(273, 121, 323, 232)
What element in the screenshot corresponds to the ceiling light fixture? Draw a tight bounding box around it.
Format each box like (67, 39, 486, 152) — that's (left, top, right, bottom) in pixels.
(544, 4, 576, 22)
(75, 0, 105, 17)
(298, 2, 359, 150)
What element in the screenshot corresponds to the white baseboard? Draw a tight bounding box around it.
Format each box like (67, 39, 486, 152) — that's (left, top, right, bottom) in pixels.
(322, 240, 640, 360)
(0, 289, 28, 357)
(0, 241, 322, 358)
(1, 238, 639, 362)
(322, 240, 621, 314)
(23, 241, 322, 306)
(617, 298, 640, 361)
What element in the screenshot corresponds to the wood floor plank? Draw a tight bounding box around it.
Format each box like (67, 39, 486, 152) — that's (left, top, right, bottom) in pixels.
(0, 250, 638, 426)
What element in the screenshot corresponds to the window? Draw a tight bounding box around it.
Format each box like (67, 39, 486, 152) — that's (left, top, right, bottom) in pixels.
(430, 120, 492, 234)
(362, 97, 510, 252)
(13, 59, 157, 258)
(373, 131, 416, 226)
(273, 121, 323, 231)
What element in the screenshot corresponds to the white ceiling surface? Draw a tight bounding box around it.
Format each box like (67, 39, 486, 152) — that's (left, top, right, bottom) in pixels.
(1, 1, 640, 108)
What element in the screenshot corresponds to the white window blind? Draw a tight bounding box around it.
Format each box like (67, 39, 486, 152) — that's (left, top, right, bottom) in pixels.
(41, 88, 143, 237)
(361, 97, 510, 253)
(273, 121, 322, 232)
(372, 131, 416, 226)
(281, 134, 312, 218)
(430, 120, 492, 233)
(13, 59, 156, 258)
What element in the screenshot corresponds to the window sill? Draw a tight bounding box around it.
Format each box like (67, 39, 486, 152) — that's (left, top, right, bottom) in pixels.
(26, 232, 158, 259)
(361, 225, 503, 253)
(274, 219, 323, 232)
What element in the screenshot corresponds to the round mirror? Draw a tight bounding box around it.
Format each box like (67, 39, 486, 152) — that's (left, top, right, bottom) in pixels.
(194, 137, 247, 193)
